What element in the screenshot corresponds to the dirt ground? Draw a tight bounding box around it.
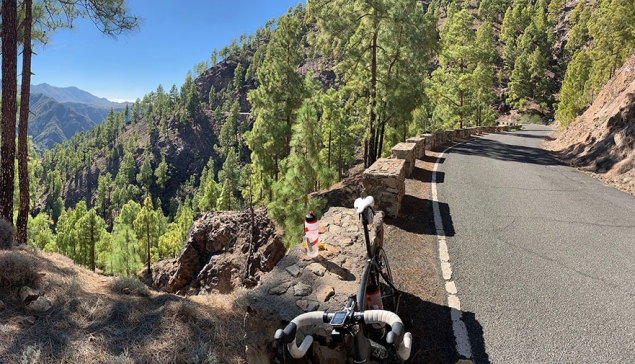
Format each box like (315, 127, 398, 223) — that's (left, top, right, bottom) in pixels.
(380, 147, 463, 364)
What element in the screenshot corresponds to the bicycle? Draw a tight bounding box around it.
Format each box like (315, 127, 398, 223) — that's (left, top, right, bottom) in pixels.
(274, 196, 412, 363)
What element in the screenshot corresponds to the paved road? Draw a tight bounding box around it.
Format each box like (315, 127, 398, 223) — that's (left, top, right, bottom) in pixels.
(436, 124, 635, 363)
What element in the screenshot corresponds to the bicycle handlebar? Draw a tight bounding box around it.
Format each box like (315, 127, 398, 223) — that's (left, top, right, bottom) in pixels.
(274, 310, 412, 360)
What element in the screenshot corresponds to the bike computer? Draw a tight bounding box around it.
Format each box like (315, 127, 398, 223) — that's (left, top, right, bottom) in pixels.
(330, 311, 348, 327)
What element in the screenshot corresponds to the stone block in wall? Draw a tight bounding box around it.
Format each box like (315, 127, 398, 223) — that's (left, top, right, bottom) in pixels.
(421, 133, 435, 150)
(406, 136, 426, 159)
(391, 142, 416, 177)
(467, 127, 477, 136)
(445, 131, 454, 143)
(435, 132, 444, 146)
(362, 158, 405, 218)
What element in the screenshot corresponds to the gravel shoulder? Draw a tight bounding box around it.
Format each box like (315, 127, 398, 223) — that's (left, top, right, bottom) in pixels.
(382, 150, 459, 364)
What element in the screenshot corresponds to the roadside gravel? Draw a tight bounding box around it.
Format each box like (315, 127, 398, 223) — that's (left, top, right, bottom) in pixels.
(382, 150, 459, 364)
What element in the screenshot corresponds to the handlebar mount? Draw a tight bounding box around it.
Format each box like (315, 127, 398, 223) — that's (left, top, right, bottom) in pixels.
(274, 309, 412, 360)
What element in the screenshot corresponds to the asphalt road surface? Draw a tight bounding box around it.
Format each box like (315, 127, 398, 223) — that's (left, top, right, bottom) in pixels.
(436, 124, 635, 363)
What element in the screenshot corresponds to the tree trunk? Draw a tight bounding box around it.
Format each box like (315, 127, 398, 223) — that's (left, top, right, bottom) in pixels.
(90, 223, 95, 272)
(0, 0, 18, 224)
(17, 0, 33, 245)
(459, 89, 464, 129)
(146, 220, 151, 279)
(327, 129, 332, 169)
(379, 121, 386, 159)
(367, 30, 379, 168)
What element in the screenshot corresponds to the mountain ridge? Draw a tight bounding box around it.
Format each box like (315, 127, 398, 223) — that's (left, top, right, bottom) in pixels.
(30, 82, 130, 106)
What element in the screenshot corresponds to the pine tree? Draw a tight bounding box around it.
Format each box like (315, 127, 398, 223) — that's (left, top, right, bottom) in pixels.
(555, 50, 592, 127)
(246, 9, 305, 202)
(134, 197, 159, 278)
(429, 9, 478, 129)
(507, 53, 532, 107)
(268, 100, 327, 248)
(154, 151, 169, 189)
(110, 223, 142, 276)
(136, 152, 154, 192)
(216, 149, 240, 211)
(77, 208, 107, 272)
(309, 0, 435, 166)
(27, 212, 53, 251)
(96, 172, 112, 222)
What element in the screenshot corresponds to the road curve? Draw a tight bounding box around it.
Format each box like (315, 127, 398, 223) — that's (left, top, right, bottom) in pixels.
(436, 124, 635, 363)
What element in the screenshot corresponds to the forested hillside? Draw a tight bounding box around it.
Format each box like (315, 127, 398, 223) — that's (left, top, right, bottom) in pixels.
(16, 0, 635, 277)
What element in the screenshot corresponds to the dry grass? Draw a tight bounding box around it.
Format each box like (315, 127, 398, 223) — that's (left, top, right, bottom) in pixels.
(0, 249, 41, 291)
(0, 249, 249, 364)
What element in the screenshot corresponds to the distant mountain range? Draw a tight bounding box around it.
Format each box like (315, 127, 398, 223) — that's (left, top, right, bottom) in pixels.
(24, 83, 130, 149)
(30, 83, 128, 106)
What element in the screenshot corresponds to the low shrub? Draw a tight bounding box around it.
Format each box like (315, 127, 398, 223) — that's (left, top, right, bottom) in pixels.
(111, 276, 150, 297)
(0, 251, 40, 290)
(0, 219, 15, 250)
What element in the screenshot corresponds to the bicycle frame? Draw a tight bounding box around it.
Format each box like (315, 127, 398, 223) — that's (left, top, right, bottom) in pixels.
(356, 206, 401, 313)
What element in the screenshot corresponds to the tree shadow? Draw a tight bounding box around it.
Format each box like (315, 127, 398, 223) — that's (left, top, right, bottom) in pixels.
(388, 195, 455, 238)
(399, 291, 487, 364)
(450, 138, 565, 166)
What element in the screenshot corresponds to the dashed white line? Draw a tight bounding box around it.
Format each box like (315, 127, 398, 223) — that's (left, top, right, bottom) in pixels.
(431, 143, 473, 363)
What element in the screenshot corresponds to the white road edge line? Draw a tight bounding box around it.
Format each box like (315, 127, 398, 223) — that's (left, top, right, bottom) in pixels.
(431, 142, 473, 362)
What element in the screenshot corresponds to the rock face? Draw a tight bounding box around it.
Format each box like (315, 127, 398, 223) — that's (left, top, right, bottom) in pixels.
(151, 208, 285, 295)
(245, 206, 384, 363)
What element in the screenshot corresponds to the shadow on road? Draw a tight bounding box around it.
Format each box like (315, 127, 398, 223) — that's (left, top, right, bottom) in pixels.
(450, 138, 565, 167)
(398, 291, 488, 364)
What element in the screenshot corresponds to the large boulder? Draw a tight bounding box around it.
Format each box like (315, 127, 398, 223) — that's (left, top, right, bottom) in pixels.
(151, 208, 285, 295)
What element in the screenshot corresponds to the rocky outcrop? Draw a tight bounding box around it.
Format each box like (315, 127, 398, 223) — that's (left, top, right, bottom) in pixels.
(151, 208, 285, 295)
(310, 172, 365, 208)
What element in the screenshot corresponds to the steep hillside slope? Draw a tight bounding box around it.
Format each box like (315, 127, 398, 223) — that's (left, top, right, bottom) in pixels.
(546, 54, 635, 196)
(28, 94, 97, 148)
(28, 93, 127, 149)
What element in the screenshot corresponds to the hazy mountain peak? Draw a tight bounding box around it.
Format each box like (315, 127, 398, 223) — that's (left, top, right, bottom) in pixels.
(30, 83, 120, 105)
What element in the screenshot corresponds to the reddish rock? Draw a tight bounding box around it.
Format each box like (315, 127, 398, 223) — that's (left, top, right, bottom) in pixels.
(151, 207, 285, 294)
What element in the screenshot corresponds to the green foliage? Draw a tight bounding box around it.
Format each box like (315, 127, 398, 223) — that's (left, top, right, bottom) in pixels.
(158, 204, 193, 259)
(555, 50, 593, 127)
(429, 10, 496, 128)
(556, 0, 635, 127)
(134, 197, 160, 276)
(108, 223, 143, 276)
(246, 8, 305, 202)
(76, 208, 107, 271)
(308, 0, 436, 166)
(136, 153, 154, 192)
(155, 151, 169, 189)
(27, 212, 53, 251)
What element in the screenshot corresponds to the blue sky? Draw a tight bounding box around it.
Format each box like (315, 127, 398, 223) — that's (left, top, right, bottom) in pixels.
(30, 0, 305, 102)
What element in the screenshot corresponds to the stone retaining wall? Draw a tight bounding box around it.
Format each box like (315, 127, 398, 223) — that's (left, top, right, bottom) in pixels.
(361, 158, 405, 218)
(358, 125, 523, 217)
(406, 136, 426, 159)
(391, 142, 416, 177)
